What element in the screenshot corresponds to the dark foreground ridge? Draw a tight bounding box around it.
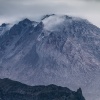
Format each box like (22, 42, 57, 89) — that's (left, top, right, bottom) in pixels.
(0, 78, 85, 100)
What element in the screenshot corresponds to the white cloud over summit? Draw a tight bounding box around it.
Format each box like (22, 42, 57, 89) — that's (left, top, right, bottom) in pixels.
(0, 0, 100, 27)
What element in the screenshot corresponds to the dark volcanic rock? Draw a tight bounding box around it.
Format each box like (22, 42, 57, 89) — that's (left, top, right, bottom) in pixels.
(0, 78, 85, 100)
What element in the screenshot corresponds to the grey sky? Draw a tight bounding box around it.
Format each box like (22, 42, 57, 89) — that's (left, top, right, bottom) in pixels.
(0, 0, 100, 27)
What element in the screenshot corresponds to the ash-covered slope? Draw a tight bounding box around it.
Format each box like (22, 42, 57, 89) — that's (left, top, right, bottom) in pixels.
(0, 14, 100, 100)
(0, 78, 85, 100)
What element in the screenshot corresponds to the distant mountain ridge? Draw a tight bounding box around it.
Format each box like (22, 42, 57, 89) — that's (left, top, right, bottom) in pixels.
(0, 78, 85, 100)
(0, 14, 100, 100)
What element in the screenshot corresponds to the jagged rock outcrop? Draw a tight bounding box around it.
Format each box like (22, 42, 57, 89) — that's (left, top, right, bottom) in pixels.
(0, 78, 85, 100)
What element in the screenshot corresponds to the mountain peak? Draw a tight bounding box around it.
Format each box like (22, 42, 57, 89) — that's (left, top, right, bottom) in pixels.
(0, 14, 100, 100)
(77, 88, 82, 95)
(1, 23, 9, 27)
(22, 18, 31, 23)
(41, 14, 88, 31)
(18, 18, 32, 26)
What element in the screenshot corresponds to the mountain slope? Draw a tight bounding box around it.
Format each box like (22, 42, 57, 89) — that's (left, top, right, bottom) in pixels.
(0, 14, 100, 100)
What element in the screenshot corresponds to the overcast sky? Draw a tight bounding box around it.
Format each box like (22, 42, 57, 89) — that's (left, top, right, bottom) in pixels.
(0, 0, 100, 27)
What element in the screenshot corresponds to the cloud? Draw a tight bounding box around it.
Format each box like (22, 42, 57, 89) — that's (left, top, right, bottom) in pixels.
(0, 0, 100, 27)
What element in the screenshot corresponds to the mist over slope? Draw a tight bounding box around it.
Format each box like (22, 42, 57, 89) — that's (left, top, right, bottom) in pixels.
(0, 14, 100, 100)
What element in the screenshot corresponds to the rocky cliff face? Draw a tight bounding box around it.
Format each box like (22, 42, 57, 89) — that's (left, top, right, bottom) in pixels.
(0, 14, 100, 100)
(0, 78, 85, 100)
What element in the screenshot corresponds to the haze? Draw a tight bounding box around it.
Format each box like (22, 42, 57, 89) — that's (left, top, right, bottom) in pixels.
(0, 0, 100, 27)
